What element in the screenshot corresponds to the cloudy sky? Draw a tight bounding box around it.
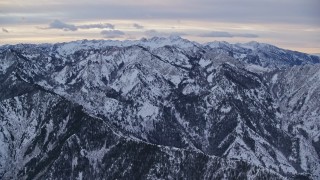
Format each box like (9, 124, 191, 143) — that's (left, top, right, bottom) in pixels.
(1, 0, 319, 54)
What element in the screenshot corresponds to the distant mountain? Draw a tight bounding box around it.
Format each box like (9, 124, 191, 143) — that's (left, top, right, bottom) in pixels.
(0, 37, 319, 179)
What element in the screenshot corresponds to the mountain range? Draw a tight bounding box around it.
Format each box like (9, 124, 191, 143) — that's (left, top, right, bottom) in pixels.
(0, 36, 319, 179)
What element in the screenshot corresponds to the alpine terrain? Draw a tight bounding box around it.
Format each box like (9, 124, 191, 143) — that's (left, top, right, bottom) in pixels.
(0, 36, 319, 179)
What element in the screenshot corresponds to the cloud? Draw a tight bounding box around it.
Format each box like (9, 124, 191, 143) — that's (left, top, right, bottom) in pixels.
(234, 33, 259, 38)
(1, 0, 319, 27)
(199, 31, 258, 38)
(144, 29, 187, 37)
(78, 23, 114, 29)
(48, 20, 78, 31)
(2, 28, 9, 33)
(101, 30, 125, 38)
(133, 23, 144, 29)
(170, 32, 188, 37)
(200, 31, 233, 37)
(43, 20, 115, 31)
(144, 30, 164, 37)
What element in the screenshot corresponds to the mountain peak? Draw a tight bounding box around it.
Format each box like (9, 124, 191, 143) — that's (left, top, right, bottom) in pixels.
(168, 35, 183, 40)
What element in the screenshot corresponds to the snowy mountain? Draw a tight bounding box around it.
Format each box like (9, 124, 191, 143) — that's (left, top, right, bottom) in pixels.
(0, 36, 319, 179)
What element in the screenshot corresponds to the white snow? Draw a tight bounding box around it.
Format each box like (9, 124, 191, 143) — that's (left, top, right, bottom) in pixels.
(205, 41, 231, 49)
(239, 54, 247, 58)
(0, 54, 15, 73)
(54, 66, 68, 84)
(182, 84, 201, 95)
(81, 86, 88, 93)
(207, 73, 214, 83)
(111, 69, 139, 94)
(72, 157, 78, 169)
(246, 64, 270, 73)
(24, 54, 40, 59)
(225, 137, 262, 166)
(220, 106, 232, 113)
(271, 74, 278, 83)
(78, 172, 83, 180)
(169, 75, 182, 86)
(199, 58, 211, 67)
(237, 41, 264, 50)
(138, 102, 159, 118)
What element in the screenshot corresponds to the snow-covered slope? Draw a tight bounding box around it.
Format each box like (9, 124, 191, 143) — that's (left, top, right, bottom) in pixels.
(205, 40, 319, 68)
(0, 37, 319, 179)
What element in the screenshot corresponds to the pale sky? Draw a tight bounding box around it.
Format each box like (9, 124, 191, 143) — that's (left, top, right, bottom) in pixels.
(1, 0, 320, 54)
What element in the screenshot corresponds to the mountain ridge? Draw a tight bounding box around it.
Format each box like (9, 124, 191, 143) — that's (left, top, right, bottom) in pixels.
(0, 37, 319, 179)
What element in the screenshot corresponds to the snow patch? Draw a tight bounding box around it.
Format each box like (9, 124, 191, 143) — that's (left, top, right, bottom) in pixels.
(138, 102, 159, 118)
(220, 106, 232, 113)
(207, 73, 214, 83)
(246, 64, 270, 73)
(271, 74, 278, 83)
(169, 75, 182, 86)
(78, 172, 83, 180)
(182, 84, 201, 95)
(54, 66, 68, 84)
(199, 58, 211, 67)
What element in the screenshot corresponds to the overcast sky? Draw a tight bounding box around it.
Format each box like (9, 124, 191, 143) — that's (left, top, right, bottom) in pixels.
(1, 0, 319, 53)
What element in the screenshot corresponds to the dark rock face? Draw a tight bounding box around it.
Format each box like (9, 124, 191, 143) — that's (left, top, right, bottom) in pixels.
(0, 37, 319, 179)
